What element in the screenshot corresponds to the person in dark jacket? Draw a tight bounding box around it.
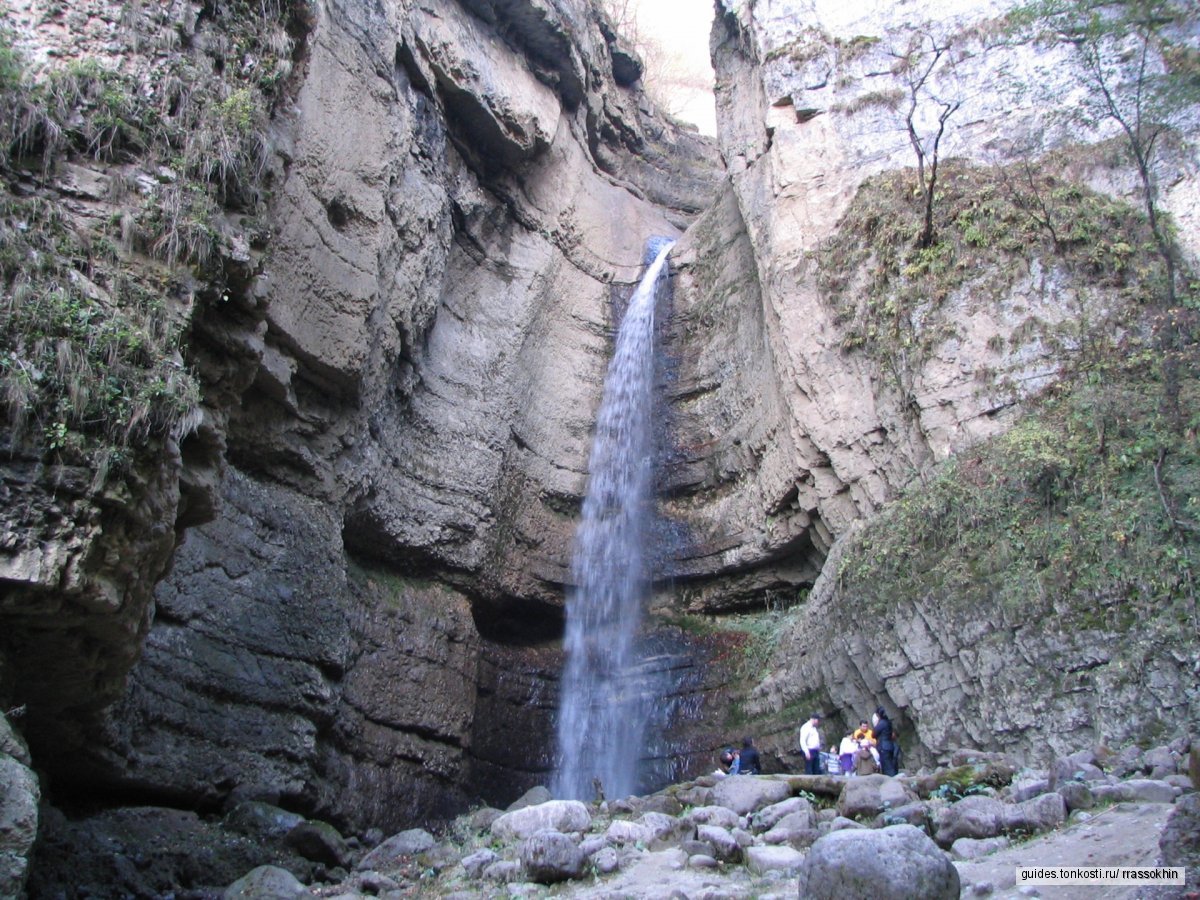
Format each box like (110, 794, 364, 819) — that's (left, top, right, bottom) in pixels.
(738, 736, 761, 774)
(872, 707, 899, 776)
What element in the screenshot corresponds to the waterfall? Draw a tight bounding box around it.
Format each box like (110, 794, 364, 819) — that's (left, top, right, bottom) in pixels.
(553, 239, 674, 802)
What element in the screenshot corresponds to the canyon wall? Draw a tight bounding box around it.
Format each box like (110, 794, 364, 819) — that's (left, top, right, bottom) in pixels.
(1, 1, 1197, 883)
(664, 0, 1199, 765)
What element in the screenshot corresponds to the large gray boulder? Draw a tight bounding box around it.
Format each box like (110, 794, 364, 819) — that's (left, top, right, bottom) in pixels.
(752, 795, 814, 832)
(686, 804, 741, 830)
(1159, 793, 1200, 893)
(744, 844, 805, 875)
(1003, 792, 1066, 835)
(934, 796, 1006, 846)
(221, 865, 308, 899)
(709, 776, 791, 815)
(797, 824, 960, 899)
(696, 824, 742, 862)
(491, 800, 591, 841)
(0, 752, 39, 900)
(520, 830, 585, 883)
(838, 774, 918, 819)
(356, 828, 437, 870)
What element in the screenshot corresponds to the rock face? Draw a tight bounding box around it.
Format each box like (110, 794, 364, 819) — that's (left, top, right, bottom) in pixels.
(2, 0, 1198, 888)
(685, 0, 1200, 765)
(0, 0, 722, 838)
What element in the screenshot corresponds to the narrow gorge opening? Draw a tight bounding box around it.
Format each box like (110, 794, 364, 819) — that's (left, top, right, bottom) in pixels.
(554, 238, 675, 801)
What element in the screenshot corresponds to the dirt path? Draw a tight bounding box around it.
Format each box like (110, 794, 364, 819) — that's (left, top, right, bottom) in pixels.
(954, 801, 1174, 899)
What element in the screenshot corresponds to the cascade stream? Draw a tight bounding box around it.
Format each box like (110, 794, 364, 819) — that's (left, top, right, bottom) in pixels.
(553, 240, 674, 801)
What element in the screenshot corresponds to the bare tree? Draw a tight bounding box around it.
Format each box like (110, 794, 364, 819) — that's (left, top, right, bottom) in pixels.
(893, 29, 962, 249)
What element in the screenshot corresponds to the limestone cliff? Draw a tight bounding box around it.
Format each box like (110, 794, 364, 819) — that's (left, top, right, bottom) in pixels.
(0, 0, 1196, 888)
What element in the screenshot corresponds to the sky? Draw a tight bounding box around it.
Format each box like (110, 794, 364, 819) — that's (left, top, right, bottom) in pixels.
(621, 0, 718, 135)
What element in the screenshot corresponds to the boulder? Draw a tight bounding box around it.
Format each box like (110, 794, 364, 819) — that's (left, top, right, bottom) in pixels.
(744, 844, 805, 875)
(1122, 779, 1178, 803)
(696, 824, 741, 862)
(223, 803, 306, 840)
(1143, 746, 1180, 779)
(640, 811, 695, 849)
(491, 801, 591, 841)
(709, 776, 791, 815)
(1056, 782, 1095, 812)
(934, 796, 1006, 846)
(1158, 794, 1200, 893)
(797, 824, 960, 899)
(761, 810, 817, 846)
(356, 828, 437, 870)
(830, 816, 866, 831)
(482, 860, 522, 882)
(752, 796, 814, 833)
(686, 805, 741, 830)
(461, 848, 498, 878)
(1008, 777, 1050, 803)
(1165, 774, 1195, 793)
(0, 753, 39, 900)
(591, 846, 620, 874)
(507, 786, 553, 811)
(520, 830, 585, 883)
(688, 853, 719, 869)
(838, 774, 918, 819)
(284, 820, 350, 867)
(674, 785, 712, 808)
(221, 865, 308, 899)
(604, 820, 650, 846)
(1003, 792, 1066, 835)
(950, 836, 1010, 860)
(880, 801, 930, 828)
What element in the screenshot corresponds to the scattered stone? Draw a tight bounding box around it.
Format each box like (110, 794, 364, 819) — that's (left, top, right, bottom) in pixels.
(641, 811, 696, 849)
(223, 802, 305, 840)
(482, 860, 522, 882)
(353, 870, 399, 893)
(1122, 779, 1178, 803)
(605, 819, 650, 846)
(491, 800, 591, 841)
(710, 776, 791, 815)
(1003, 792, 1066, 835)
(221, 865, 308, 899)
(687, 805, 741, 830)
(830, 816, 866, 831)
(285, 820, 350, 868)
(1008, 777, 1050, 803)
(507, 785, 553, 811)
(1158, 793, 1200, 893)
(461, 848, 498, 878)
(971, 881, 995, 895)
(752, 796, 814, 833)
(950, 836, 1010, 860)
(761, 810, 816, 845)
(838, 774, 917, 819)
(1165, 774, 1195, 793)
(1056, 782, 1094, 812)
(744, 844, 805, 875)
(881, 801, 929, 828)
(935, 796, 1006, 846)
(0, 753, 38, 900)
(520, 829, 585, 883)
(591, 846, 620, 874)
(696, 824, 741, 863)
(688, 853, 719, 869)
(355, 828, 436, 870)
(797, 824, 960, 899)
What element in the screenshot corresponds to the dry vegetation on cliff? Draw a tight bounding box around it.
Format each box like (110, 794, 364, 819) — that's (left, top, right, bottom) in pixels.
(0, 0, 306, 468)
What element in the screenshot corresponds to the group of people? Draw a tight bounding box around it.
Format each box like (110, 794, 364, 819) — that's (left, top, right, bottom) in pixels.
(714, 709, 900, 779)
(716, 737, 762, 776)
(797, 707, 900, 777)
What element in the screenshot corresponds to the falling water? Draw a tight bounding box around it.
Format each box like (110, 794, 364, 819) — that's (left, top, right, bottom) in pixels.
(553, 239, 674, 802)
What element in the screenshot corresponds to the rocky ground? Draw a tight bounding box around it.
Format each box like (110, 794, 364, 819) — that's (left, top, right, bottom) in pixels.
(18, 741, 1198, 899)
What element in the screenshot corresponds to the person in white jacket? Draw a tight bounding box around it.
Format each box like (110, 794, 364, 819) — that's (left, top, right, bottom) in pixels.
(798, 714, 822, 775)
